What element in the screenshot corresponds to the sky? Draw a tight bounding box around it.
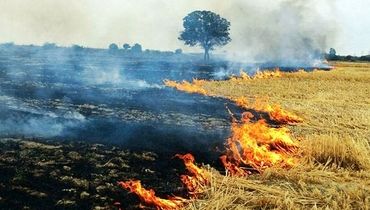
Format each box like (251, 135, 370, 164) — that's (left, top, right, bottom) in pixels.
(0, 0, 369, 56)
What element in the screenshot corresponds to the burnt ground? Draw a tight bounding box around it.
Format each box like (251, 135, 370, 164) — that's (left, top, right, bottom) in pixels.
(0, 108, 283, 210)
(0, 50, 239, 209)
(0, 138, 195, 210)
(0, 47, 296, 209)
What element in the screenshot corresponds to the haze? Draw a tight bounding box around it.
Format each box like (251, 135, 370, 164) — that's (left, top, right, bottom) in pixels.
(0, 0, 369, 56)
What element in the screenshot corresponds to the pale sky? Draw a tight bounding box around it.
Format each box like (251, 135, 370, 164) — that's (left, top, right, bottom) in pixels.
(0, 0, 369, 55)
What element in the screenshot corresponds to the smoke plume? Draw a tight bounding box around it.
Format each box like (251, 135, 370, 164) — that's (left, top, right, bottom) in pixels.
(0, 0, 337, 66)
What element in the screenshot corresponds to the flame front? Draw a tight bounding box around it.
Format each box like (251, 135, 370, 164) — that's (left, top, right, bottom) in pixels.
(221, 112, 298, 176)
(234, 96, 303, 124)
(118, 180, 186, 210)
(119, 70, 302, 209)
(265, 104, 303, 124)
(239, 69, 283, 80)
(164, 70, 303, 125)
(164, 79, 208, 96)
(175, 153, 210, 196)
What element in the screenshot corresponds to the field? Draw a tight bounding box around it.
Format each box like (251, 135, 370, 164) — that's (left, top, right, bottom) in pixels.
(0, 53, 369, 209)
(183, 62, 370, 209)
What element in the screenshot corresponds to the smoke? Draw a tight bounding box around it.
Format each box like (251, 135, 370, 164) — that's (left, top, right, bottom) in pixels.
(0, 0, 338, 149)
(0, 43, 236, 143)
(82, 66, 162, 89)
(0, 0, 337, 64)
(0, 94, 86, 138)
(220, 0, 337, 66)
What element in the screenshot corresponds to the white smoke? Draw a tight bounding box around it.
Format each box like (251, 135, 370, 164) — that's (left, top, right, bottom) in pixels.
(0, 0, 338, 59)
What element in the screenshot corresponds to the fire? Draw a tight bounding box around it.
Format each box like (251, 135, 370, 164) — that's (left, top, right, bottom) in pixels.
(164, 79, 208, 96)
(119, 70, 302, 208)
(118, 154, 209, 209)
(164, 72, 303, 125)
(265, 104, 303, 124)
(251, 69, 283, 79)
(234, 96, 303, 124)
(118, 180, 186, 210)
(175, 153, 210, 196)
(221, 112, 298, 176)
(236, 69, 283, 80)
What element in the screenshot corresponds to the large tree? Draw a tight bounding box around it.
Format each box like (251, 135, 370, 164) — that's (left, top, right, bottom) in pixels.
(179, 10, 231, 61)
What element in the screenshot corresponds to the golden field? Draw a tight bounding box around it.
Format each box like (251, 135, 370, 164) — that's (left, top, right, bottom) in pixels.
(184, 62, 370, 210)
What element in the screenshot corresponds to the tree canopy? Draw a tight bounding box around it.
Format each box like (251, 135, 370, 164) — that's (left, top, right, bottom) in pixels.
(109, 43, 118, 50)
(179, 10, 231, 61)
(123, 43, 131, 51)
(131, 43, 142, 53)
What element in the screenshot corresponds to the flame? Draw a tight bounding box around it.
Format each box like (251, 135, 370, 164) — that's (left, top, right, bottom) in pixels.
(265, 104, 303, 124)
(118, 71, 301, 208)
(175, 153, 210, 196)
(118, 180, 186, 210)
(221, 112, 298, 176)
(234, 96, 303, 124)
(164, 79, 208, 96)
(236, 69, 283, 80)
(164, 71, 303, 125)
(251, 69, 283, 79)
(118, 154, 209, 209)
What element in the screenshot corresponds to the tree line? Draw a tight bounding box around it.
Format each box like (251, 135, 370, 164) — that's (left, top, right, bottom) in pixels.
(325, 48, 370, 62)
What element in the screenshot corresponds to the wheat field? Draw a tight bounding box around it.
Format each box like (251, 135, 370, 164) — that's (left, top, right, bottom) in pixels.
(186, 62, 370, 210)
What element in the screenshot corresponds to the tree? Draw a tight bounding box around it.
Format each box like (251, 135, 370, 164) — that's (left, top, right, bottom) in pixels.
(179, 10, 231, 61)
(109, 43, 118, 50)
(328, 48, 337, 60)
(72, 44, 84, 52)
(175, 48, 183, 54)
(42, 42, 57, 49)
(329, 48, 336, 57)
(131, 43, 142, 53)
(123, 43, 131, 51)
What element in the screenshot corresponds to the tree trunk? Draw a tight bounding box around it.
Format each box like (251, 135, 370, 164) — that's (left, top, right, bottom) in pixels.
(204, 48, 210, 62)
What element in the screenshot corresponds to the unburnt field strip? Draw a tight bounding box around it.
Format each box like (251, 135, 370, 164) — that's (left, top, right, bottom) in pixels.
(181, 62, 370, 209)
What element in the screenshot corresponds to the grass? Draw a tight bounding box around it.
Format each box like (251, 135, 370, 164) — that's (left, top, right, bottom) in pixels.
(185, 62, 370, 210)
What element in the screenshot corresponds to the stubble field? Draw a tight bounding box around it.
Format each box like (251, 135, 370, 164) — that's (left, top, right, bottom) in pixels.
(185, 62, 370, 210)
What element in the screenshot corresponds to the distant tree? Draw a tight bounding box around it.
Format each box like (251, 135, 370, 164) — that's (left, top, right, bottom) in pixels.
(123, 43, 131, 51)
(131, 43, 142, 53)
(329, 48, 336, 57)
(175, 49, 183, 54)
(109, 43, 119, 50)
(359, 55, 370, 61)
(327, 48, 337, 60)
(179, 10, 231, 61)
(72, 44, 84, 51)
(345, 55, 354, 61)
(0, 42, 15, 48)
(42, 42, 57, 49)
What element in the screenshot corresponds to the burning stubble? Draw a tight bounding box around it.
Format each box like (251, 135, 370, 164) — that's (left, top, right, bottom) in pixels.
(117, 72, 303, 209)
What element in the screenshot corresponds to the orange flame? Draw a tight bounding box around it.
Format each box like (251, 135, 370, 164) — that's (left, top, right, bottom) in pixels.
(175, 153, 210, 196)
(234, 96, 303, 124)
(117, 69, 303, 209)
(221, 112, 298, 176)
(164, 72, 303, 125)
(251, 69, 283, 79)
(164, 79, 208, 96)
(118, 180, 186, 210)
(265, 104, 303, 124)
(235, 69, 283, 80)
